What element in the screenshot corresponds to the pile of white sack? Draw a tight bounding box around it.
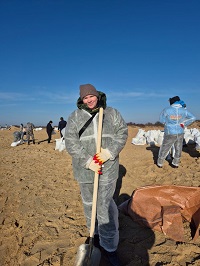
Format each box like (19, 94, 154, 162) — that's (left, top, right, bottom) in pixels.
(132, 128, 200, 150)
(34, 127, 43, 131)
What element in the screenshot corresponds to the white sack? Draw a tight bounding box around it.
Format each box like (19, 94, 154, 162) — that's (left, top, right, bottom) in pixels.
(190, 128, 200, 137)
(11, 140, 22, 147)
(145, 130, 156, 145)
(157, 131, 164, 146)
(55, 138, 65, 152)
(61, 127, 66, 137)
(195, 136, 200, 150)
(132, 129, 146, 145)
(145, 130, 161, 146)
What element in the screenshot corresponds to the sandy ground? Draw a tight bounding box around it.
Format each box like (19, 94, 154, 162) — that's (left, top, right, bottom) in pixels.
(0, 124, 200, 266)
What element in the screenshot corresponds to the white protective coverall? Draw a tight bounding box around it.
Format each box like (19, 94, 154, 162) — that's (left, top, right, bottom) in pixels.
(65, 93, 128, 252)
(157, 102, 196, 167)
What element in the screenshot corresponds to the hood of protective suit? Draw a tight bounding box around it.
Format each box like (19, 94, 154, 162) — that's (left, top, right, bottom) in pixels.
(77, 91, 107, 114)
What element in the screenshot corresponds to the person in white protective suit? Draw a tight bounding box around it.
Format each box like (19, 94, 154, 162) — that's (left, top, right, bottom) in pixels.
(157, 96, 196, 168)
(65, 84, 128, 266)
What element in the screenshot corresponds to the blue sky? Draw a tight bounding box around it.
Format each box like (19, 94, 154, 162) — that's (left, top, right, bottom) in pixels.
(0, 0, 199, 126)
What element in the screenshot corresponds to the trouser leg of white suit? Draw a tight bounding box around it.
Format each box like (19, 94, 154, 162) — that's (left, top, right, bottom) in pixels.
(157, 134, 184, 167)
(79, 179, 119, 252)
(172, 134, 184, 166)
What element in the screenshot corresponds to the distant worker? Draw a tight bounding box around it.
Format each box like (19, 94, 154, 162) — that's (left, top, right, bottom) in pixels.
(13, 131, 22, 143)
(26, 122, 35, 145)
(19, 123, 26, 141)
(58, 117, 67, 138)
(46, 120, 54, 143)
(20, 123, 23, 131)
(157, 96, 196, 168)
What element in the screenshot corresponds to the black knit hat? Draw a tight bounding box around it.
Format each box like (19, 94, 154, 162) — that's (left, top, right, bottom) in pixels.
(80, 84, 99, 100)
(169, 96, 180, 105)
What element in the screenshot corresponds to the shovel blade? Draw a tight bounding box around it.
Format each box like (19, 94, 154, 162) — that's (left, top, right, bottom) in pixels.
(74, 243, 101, 266)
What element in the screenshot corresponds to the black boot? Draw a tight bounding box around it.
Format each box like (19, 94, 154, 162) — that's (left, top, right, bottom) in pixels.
(101, 248, 121, 266)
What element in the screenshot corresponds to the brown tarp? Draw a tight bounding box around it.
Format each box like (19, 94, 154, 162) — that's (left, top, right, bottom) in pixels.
(118, 185, 200, 242)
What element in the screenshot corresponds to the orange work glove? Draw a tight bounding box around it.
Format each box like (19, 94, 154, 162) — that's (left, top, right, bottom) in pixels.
(94, 148, 111, 164)
(88, 160, 102, 174)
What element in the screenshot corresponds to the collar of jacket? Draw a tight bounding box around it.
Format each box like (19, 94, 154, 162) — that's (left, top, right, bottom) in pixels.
(172, 103, 182, 108)
(77, 91, 107, 114)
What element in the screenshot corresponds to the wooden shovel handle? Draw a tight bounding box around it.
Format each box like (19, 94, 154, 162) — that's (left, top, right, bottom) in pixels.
(90, 107, 103, 238)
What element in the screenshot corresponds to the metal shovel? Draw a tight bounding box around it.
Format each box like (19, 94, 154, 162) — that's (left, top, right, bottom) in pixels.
(74, 107, 103, 266)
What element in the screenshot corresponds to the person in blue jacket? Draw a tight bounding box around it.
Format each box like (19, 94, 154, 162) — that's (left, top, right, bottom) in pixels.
(157, 96, 196, 168)
(58, 117, 67, 138)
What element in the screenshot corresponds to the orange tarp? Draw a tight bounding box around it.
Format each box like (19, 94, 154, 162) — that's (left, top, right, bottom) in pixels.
(118, 185, 200, 242)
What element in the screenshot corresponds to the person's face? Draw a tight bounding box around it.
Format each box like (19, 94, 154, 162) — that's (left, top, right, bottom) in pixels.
(83, 95, 98, 110)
